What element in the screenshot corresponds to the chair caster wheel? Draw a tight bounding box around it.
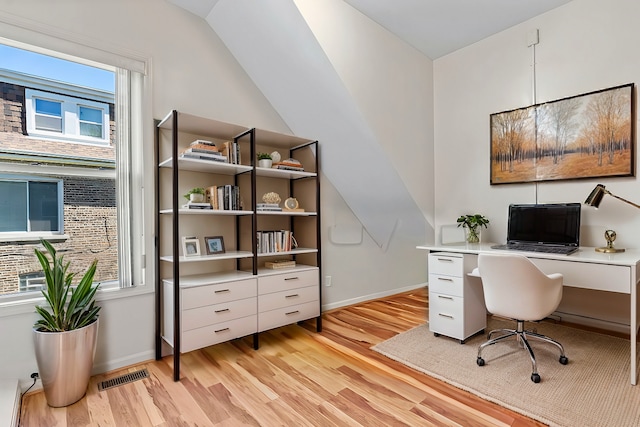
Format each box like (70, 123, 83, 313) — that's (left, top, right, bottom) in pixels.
(434, 333, 440, 337)
(531, 373, 541, 383)
(559, 356, 569, 365)
(476, 357, 485, 366)
(460, 339, 465, 344)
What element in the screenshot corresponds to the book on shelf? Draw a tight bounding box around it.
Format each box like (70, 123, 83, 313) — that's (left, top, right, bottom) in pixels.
(181, 148, 227, 160)
(208, 185, 241, 210)
(190, 139, 217, 148)
(256, 230, 296, 253)
(257, 203, 282, 212)
(182, 202, 212, 209)
(264, 260, 296, 269)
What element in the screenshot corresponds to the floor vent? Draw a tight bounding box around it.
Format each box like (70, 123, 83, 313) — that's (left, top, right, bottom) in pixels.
(98, 369, 149, 391)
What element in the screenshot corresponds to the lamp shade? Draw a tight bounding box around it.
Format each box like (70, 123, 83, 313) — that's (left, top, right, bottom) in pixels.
(585, 184, 607, 208)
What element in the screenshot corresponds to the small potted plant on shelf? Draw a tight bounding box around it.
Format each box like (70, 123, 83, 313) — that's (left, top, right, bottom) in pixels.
(257, 152, 273, 169)
(184, 187, 205, 203)
(32, 239, 100, 407)
(457, 214, 489, 243)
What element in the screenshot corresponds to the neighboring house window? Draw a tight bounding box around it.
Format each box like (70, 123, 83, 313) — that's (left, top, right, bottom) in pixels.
(26, 89, 110, 145)
(0, 177, 63, 233)
(19, 272, 45, 293)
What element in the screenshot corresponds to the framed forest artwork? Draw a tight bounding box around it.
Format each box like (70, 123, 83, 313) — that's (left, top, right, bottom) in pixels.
(490, 83, 634, 184)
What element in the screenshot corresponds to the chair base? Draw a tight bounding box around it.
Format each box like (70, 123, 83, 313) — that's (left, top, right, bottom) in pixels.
(476, 320, 568, 383)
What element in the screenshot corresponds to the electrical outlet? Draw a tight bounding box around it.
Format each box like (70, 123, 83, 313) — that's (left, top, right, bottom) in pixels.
(325, 276, 332, 287)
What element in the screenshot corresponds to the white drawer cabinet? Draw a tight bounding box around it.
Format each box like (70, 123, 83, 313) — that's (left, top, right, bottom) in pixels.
(162, 277, 258, 353)
(258, 267, 320, 332)
(428, 252, 485, 343)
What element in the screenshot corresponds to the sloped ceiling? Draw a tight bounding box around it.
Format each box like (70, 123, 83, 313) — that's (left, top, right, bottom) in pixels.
(168, 0, 572, 60)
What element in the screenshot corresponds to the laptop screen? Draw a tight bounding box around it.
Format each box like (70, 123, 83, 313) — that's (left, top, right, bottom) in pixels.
(507, 203, 581, 247)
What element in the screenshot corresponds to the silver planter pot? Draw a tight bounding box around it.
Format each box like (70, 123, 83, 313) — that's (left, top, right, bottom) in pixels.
(33, 320, 99, 407)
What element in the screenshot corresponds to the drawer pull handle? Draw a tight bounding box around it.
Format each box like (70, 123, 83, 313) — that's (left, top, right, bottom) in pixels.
(214, 289, 231, 294)
(214, 327, 230, 333)
(215, 308, 230, 313)
(284, 277, 299, 281)
(437, 277, 454, 282)
(285, 294, 299, 298)
(438, 313, 454, 319)
(438, 295, 454, 300)
(436, 258, 454, 262)
(285, 310, 300, 316)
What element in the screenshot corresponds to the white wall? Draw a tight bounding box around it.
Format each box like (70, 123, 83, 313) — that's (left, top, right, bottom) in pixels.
(433, 0, 640, 326)
(0, 0, 433, 387)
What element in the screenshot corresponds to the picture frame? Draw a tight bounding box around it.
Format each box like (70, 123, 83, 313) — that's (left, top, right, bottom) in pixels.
(204, 236, 225, 255)
(490, 83, 634, 184)
(181, 236, 200, 257)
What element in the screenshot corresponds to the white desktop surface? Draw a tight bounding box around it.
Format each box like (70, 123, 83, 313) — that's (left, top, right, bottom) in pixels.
(418, 243, 640, 385)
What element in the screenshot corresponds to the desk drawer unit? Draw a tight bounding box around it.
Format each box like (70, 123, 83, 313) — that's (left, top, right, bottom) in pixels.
(428, 252, 485, 343)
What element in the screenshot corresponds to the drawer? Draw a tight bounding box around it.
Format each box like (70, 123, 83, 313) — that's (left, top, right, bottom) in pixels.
(258, 300, 320, 332)
(182, 297, 257, 331)
(429, 292, 464, 339)
(259, 285, 318, 313)
(258, 269, 318, 295)
(182, 279, 257, 310)
(428, 253, 463, 277)
(181, 315, 257, 353)
(429, 274, 463, 297)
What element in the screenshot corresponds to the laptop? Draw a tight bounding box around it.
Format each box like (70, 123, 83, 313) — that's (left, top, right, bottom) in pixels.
(491, 203, 581, 255)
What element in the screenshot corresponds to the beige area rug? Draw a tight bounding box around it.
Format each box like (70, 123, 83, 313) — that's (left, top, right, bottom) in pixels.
(372, 317, 640, 427)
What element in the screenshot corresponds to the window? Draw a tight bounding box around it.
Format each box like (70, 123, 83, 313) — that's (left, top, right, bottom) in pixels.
(25, 89, 110, 145)
(0, 39, 146, 299)
(0, 178, 62, 233)
(35, 98, 62, 132)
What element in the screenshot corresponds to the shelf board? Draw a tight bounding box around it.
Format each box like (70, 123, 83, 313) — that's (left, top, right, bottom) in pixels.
(257, 247, 318, 257)
(256, 210, 317, 216)
(162, 270, 256, 287)
(160, 208, 252, 215)
(160, 250, 254, 263)
(159, 157, 252, 175)
(257, 264, 318, 276)
(256, 167, 316, 179)
(157, 111, 250, 140)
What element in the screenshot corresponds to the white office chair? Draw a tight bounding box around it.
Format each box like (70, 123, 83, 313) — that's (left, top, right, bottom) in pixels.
(476, 253, 569, 383)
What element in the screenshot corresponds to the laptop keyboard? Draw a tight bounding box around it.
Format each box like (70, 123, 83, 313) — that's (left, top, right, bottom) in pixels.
(491, 244, 578, 255)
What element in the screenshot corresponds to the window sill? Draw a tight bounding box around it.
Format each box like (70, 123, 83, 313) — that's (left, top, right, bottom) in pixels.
(0, 233, 69, 244)
(0, 283, 154, 318)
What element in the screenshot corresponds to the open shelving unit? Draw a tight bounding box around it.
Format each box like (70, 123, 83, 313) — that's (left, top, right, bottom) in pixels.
(155, 110, 321, 381)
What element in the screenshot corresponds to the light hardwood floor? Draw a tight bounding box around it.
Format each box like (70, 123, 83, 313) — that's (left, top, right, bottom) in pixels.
(20, 288, 545, 426)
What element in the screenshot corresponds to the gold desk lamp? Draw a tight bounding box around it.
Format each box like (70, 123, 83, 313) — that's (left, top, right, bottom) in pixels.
(584, 184, 640, 253)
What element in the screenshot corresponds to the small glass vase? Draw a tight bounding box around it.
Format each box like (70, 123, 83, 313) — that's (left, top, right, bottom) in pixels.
(465, 227, 481, 243)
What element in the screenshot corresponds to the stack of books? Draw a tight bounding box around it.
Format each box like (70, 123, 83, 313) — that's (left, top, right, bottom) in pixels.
(273, 158, 304, 171)
(180, 140, 228, 162)
(257, 203, 281, 212)
(264, 260, 296, 269)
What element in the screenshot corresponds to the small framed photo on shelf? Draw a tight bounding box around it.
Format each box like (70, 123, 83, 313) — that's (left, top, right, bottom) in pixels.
(204, 236, 225, 255)
(181, 236, 201, 257)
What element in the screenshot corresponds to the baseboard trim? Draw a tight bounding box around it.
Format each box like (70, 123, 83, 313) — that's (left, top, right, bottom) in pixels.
(553, 310, 630, 335)
(322, 283, 427, 312)
(92, 350, 156, 376)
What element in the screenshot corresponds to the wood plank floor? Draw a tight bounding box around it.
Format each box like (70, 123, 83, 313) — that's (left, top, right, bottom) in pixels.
(20, 288, 546, 426)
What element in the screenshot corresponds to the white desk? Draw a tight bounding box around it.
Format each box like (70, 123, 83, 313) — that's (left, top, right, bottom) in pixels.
(417, 243, 640, 385)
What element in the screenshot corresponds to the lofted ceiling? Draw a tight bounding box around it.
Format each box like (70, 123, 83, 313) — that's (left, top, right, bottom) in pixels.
(168, 0, 573, 59)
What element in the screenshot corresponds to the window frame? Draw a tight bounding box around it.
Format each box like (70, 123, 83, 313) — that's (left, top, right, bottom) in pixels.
(0, 175, 64, 240)
(25, 88, 111, 145)
(0, 25, 151, 309)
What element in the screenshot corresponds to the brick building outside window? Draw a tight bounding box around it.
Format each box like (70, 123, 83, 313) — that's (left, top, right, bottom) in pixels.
(0, 69, 117, 295)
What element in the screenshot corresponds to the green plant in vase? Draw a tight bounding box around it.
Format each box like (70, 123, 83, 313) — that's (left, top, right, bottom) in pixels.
(457, 214, 489, 243)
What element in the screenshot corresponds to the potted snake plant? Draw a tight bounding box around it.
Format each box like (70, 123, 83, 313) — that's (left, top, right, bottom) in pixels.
(32, 239, 100, 407)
